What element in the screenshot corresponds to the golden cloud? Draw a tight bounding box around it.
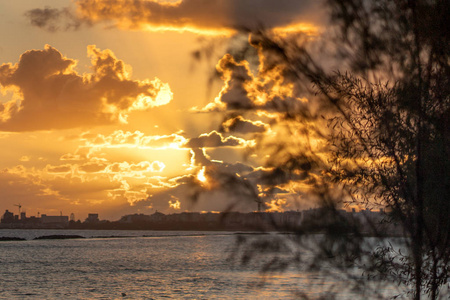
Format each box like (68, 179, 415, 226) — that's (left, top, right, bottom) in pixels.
(46, 164, 73, 174)
(0, 165, 74, 215)
(192, 53, 308, 114)
(0, 45, 172, 131)
(78, 130, 187, 150)
(264, 197, 288, 212)
(168, 197, 181, 210)
(70, 129, 250, 153)
(78, 162, 109, 173)
(220, 116, 268, 134)
(105, 161, 165, 174)
(183, 130, 251, 148)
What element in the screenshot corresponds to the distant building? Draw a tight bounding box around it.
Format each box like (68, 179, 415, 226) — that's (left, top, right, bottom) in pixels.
(85, 213, 99, 223)
(1, 210, 15, 223)
(27, 216, 40, 224)
(40, 214, 69, 224)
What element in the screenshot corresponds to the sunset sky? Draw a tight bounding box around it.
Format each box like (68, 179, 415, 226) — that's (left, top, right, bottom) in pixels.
(0, 0, 327, 220)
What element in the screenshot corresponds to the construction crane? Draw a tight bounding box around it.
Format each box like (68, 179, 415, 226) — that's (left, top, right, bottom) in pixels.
(14, 203, 22, 215)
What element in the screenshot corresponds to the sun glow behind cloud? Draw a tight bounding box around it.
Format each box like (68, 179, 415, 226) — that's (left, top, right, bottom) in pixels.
(197, 166, 207, 183)
(272, 22, 321, 36)
(140, 22, 320, 36)
(0, 0, 331, 220)
(141, 24, 235, 36)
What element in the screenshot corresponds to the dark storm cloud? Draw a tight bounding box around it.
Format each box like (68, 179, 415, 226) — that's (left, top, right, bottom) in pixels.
(26, 0, 324, 32)
(25, 7, 86, 32)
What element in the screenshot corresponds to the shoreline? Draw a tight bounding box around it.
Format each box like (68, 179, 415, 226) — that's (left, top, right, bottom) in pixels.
(0, 228, 406, 241)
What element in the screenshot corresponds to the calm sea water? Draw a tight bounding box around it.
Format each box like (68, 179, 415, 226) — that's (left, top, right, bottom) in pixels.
(0, 230, 404, 299)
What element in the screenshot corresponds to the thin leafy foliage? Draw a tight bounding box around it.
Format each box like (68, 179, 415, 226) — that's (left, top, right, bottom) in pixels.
(194, 0, 449, 298)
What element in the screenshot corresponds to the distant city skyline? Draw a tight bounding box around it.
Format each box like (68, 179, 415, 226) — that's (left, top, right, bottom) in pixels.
(1, 206, 394, 236)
